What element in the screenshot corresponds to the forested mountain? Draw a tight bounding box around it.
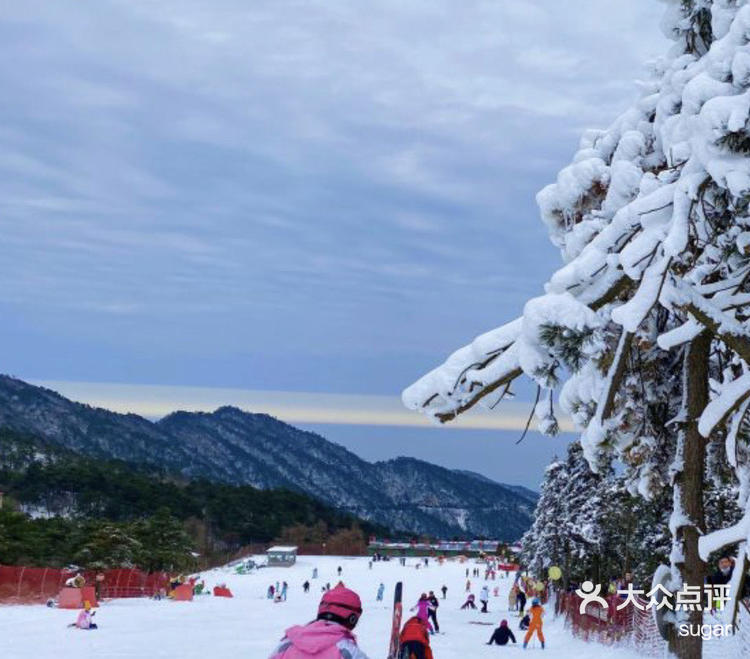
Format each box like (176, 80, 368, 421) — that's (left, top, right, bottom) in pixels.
(0, 429, 386, 567)
(0, 376, 533, 539)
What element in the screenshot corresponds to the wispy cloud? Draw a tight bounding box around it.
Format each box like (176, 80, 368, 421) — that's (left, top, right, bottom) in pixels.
(33, 379, 574, 433)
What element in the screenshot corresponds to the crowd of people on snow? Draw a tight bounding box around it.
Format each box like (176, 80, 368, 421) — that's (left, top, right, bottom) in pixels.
(55, 547, 750, 654)
(266, 555, 549, 658)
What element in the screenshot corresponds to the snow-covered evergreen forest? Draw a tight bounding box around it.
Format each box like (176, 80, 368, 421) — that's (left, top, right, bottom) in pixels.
(404, 2, 750, 656)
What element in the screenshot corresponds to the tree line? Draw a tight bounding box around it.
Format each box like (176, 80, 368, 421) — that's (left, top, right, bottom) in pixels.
(0, 429, 388, 570)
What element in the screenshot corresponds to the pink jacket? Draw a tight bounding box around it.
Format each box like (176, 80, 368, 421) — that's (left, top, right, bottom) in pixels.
(75, 611, 93, 629)
(413, 599, 431, 622)
(268, 620, 369, 659)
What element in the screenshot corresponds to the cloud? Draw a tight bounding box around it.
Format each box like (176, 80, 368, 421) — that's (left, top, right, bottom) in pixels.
(33, 379, 574, 432)
(0, 0, 666, 396)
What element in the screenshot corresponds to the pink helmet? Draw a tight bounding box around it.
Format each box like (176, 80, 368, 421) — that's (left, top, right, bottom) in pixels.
(318, 585, 363, 629)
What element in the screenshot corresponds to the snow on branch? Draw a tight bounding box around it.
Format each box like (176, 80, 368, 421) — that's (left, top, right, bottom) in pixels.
(698, 372, 750, 437)
(401, 318, 523, 422)
(698, 509, 750, 561)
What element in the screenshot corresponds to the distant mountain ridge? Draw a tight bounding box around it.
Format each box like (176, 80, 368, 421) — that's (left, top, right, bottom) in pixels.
(0, 375, 534, 540)
(454, 470, 539, 502)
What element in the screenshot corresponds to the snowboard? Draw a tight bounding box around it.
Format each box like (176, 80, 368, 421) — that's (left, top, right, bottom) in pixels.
(387, 582, 403, 659)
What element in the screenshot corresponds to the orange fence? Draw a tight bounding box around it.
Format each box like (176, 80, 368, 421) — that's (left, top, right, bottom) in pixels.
(0, 566, 170, 604)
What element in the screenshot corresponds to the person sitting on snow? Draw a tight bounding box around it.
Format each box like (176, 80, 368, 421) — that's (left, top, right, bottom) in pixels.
(398, 616, 433, 659)
(523, 598, 545, 650)
(69, 601, 97, 630)
(487, 619, 516, 646)
(268, 585, 369, 658)
(519, 614, 530, 631)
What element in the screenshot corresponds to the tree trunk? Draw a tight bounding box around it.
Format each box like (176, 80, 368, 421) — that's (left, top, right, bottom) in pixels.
(563, 540, 571, 594)
(669, 333, 710, 659)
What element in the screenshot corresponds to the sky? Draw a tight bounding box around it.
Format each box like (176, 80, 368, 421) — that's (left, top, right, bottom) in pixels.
(0, 0, 667, 487)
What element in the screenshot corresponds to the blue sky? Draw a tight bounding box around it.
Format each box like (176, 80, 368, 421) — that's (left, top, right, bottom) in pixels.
(0, 1, 666, 487)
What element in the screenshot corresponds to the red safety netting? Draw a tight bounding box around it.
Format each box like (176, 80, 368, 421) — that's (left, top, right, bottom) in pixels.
(556, 591, 666, 656)
(556, 591, 750, 656)
(0, 566, 171, 604)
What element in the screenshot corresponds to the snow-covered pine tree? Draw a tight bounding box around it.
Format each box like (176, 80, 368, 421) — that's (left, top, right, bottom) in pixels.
(560, 443, 611, 586)
(520, 457, 568, 580)
(524, 443, 618, 587)
(403, 3, 750, 656)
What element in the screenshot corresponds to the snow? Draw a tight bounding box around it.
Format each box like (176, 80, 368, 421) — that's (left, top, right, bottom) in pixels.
(401, 318, 522, 418)
(1, 555, 647, 659)
(698, 372, 750, 437)
(267, 546, 299, 553)
(699, 510, 750, 560)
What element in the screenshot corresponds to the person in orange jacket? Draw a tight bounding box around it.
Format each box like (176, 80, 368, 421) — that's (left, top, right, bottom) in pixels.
(398, 616, 434, 659)
(523, 598, 545, 649)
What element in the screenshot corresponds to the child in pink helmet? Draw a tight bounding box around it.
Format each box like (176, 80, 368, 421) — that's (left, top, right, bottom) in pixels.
(268, 585, 370, 658)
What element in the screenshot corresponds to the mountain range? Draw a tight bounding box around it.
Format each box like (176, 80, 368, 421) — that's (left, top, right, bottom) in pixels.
(0, 375, 536, 540)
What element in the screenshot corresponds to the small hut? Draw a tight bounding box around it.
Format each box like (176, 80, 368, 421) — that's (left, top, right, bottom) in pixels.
(266, 546, 298, 567)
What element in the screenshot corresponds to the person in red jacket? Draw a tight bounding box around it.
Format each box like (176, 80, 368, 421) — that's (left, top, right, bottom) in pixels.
(398, 616, 434, 659)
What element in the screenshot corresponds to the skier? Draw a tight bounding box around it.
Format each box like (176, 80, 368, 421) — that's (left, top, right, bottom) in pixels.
(411, 593, 433, 632)
(303, 581, 310, 594)
(440, 585, 447, 600)
(69, 601, 97, 630)
(312, 568, 318, 580)
(460, 593, 476, 610)
(427, 591, 440, 633)
(465, 579, 471, 592)
(268, 585, 276, 600)
(281, 581, 288, 601)
(516, 587, 527, 615)
(486, 619, 516, 646)
(480, 585, 490, 613)
(523, 598, 545, 650)
(337, 566, 343, 577)
(267, 585, 369, 659)
(398, 616, 433, 659)
(377, 583, 385, 602)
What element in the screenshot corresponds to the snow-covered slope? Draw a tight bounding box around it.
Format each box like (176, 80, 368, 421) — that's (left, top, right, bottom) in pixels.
(2, 555, 652, 659)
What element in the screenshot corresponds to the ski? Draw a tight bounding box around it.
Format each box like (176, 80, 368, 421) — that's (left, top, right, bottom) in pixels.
(387, 581, 403, 659)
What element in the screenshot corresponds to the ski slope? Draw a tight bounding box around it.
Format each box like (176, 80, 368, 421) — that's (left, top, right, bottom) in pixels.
(2, 555, 645, 658)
